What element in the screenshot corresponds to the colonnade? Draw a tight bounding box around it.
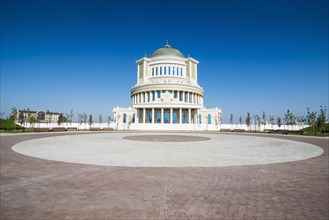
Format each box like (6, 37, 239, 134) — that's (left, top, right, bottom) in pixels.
(151, 64, 184, 77)
(132, 90, 203, 105)
(135, 108, 197, 124)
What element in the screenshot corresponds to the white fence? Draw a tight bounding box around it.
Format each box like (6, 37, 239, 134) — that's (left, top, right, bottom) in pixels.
(19, 122, 308, 131)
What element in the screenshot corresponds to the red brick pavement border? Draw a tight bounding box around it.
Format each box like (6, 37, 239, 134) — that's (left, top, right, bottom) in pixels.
(1, 132, 328, 219)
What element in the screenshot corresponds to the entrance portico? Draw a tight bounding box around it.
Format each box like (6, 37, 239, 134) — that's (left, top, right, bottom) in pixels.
(136, 108, 197, 124)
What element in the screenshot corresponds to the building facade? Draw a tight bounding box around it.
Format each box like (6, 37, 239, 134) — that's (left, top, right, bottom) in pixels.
(113, 44, 221, 130)
(16, 110, 61, 124)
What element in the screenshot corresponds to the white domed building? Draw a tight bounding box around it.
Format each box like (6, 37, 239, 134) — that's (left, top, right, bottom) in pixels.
(113, 44, 221, 130)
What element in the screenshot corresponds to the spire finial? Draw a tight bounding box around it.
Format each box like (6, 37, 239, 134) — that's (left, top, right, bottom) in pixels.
(164, 40, 171, 48)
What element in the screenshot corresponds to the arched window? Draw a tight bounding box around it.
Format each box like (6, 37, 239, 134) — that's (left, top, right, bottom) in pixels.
(164, 66, 166, 75)
(123, 113, 127, 123)
(173, 113, 177, 123)
(152, 91, 155, 101)
(157, 91, 161, 98)
(164, 112, 170, 123)
(182, 113, 185, 123)
(168, 66, 171, 75)
(157, 112, 161, 123)
(177, 67, 179, 75)
(198, 114, 202, 124)
(207, 114, 211, 124)
(147, 92, 150, 102)
(156, 67, 158, 75)
(152, 67, 154, 76)
(173, 66, 175, 75)
(180, 67, 182, 76)
(160, 66, 162, 75)
(174, 91, 177, 98)
(132, 113, 135, 123)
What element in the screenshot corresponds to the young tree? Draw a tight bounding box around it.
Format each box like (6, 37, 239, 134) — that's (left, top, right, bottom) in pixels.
(9, 107, 18, 131)
(230, 114, 234, 129)
(107, 115, 112, 128)
(57, 114, 64, 126)
(65, 113, 70, 127)
(285, 109, 296, 128)
(269, 116, 275, 128)
(28, 116, 37, 128)
(18, 112, 25, 126)
(246, 112, 251, 131)
(306, 107, 311, 125)
(69, 109, 74, 125)
(77, 113, 82, 124)
(317, 106, 327, 134)
(256, 115, 261, 132)
(89, 114, 93, 127)
(309, 111, 317, 136)
(261, 111, 267, 129)
(99, 114, 103, 127)
(83, 113, 87, 128)
(277, 117, 282, 128)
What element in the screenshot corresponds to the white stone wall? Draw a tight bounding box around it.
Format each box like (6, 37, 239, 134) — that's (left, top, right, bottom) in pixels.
(19, 122, 307, 131)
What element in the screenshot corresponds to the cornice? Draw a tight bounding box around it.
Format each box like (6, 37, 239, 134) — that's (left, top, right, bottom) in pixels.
(131, 83, 204, 94)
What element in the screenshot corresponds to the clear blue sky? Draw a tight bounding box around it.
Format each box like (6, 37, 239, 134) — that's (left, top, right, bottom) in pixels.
(1, 0, 328, 123)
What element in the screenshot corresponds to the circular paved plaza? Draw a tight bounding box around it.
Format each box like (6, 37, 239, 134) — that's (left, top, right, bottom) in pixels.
(12, 133, 323, 167)
(1, 132, 328, 219)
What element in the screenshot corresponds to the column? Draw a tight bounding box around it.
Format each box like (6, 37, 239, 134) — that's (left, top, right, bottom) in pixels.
(136, 109, 139, 123)
(187, 92, 190, 103)
(170, 108, 173, 124)
(152, 108, 155, 124)
(188, 108, 191, 124)
(179, 108, 182, 124)
(161, 108, 164, 124)
(150, 91, 153, 102)
(143, 108, 146, 123)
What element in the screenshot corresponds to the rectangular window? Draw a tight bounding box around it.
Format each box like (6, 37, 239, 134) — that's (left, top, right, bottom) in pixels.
(173, 66, 175, 75)
(164, 66, 166, 75)
(156, 67, 158, 75)
(160, 66, 162, 75)
(152, 67, 154, 76)
(174, 91, 177, 98)
(180, 68, 182, 76)
(177, 67, 179, 75)
(157, 91, 161, 98)
(168, 66, 170, 75)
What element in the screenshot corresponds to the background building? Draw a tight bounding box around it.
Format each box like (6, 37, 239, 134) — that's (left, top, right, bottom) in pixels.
(16, 110, 61, 124)
(113, 44, 221, 130)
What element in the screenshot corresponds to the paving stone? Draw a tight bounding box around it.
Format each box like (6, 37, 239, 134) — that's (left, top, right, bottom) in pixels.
(0, 132, 328, 219)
